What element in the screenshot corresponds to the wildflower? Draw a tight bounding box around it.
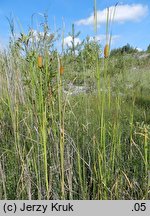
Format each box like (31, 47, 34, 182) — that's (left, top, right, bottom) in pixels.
(104, 44, 109, 58)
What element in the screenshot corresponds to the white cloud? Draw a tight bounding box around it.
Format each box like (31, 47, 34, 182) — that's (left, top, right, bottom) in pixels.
(27, 29, 54, 42)
(30, 29, 45, 41)
(89, 34, 120, 44)
(64, 36, 81, 47)
(76, 4, 148, 26)
(136, 47, 143, 52)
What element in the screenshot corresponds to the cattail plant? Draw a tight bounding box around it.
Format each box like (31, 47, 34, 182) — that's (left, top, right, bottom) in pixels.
(0, 4, 149, 201)
(104, 44, 109, 58)
(37, 55, 43, 68)
(60, 59, 64, 75)
(104, 3, 118, 59)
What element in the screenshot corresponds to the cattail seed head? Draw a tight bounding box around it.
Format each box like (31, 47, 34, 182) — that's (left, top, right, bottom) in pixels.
(60, 66, 64, 75)
(37, 55, 43, 68)
(104, 44, 109, 58)
(59, 58, 64, 75)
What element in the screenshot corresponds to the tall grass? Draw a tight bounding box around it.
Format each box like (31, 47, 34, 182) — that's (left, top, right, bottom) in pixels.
(0, 4, 149, 200)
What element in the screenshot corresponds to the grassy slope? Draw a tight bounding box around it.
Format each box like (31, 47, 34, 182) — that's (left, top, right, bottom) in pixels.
(0, 47, 150, 199)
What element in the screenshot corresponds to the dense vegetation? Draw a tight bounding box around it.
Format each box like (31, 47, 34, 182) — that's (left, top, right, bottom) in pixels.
(0, 15, 150, 200)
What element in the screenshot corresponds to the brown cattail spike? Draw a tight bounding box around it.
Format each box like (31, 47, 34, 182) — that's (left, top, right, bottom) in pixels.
(104, 44, 109, 58)
(60, 59, 64, 75)
(37, 55, 43, 68)
(60, 66, 64, 75)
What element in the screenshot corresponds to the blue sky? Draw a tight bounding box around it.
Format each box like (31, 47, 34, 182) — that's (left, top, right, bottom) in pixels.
(0, 0, 149, 50)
